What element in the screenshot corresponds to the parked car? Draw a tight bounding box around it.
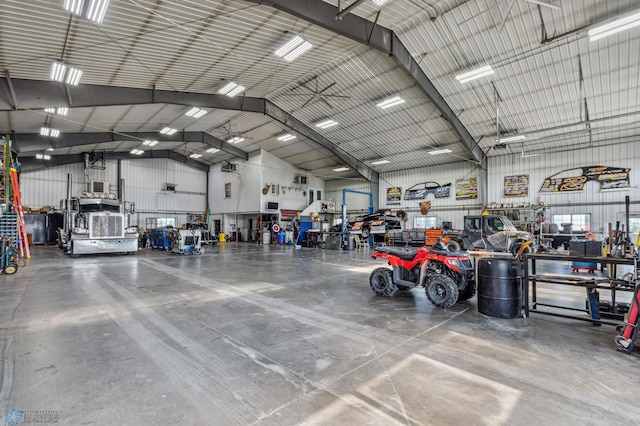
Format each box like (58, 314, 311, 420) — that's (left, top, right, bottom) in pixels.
(344, 211, 403, 239)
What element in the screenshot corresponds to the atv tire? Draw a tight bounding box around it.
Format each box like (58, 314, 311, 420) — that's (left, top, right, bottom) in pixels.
(425, 274, 459, 308)
(511, 242, 532, 257)
(458, 283, 476, 300)
(369, 267, 398, 297)
(446, 240, 462, 252)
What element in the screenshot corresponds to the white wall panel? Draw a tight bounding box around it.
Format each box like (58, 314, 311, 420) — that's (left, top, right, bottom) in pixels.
(488, 142, 640, 234)
(21, 159, 207, 228)
(325, 180, 373, 214)
(380, 161, 482, 229)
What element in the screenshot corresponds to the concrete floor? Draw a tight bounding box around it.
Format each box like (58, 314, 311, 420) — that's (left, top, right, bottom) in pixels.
(1, 243, 640, 425)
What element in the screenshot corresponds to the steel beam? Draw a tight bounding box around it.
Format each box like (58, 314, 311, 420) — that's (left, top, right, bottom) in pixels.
(18, 149, 209, 173)
(9, 131, 247, 160)
(0, 78, 377, 181)
(244, 0, 484, 163)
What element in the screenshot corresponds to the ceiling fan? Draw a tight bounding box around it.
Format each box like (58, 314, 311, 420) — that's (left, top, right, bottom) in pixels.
(216, 120, 252, 144)
(459, 0, 560, 31)
(281, 76, 351, 109)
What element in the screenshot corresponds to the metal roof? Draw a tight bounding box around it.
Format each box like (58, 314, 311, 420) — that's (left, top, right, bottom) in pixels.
(1, 0, 639, 177)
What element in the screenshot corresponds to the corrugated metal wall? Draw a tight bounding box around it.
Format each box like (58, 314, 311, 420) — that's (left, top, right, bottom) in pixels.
(488, 142, 640, 234)
(379, 161, 482, 229)
(325, 179, 372, 213)
(21, 159, 207, 228)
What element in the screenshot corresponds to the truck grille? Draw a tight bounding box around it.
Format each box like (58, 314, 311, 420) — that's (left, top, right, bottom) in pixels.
(90, 215, 123, 238)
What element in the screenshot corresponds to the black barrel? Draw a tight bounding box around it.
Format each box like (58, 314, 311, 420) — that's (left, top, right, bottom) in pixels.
(477, 258, 523, 319)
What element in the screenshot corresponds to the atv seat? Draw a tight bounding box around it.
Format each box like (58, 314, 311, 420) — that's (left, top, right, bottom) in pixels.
(374, 246, 417, 260)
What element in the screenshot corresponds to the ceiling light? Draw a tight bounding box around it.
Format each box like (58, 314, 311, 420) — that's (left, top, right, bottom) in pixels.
(371, 159, 390, 165)
(589, 11, 640, 42)
(498, 135, 526, 143)
(36, 154, 51, 160)
(274, 35, 313, 62)
(185, 107, 208, 118)
(376, 95, 405, 109)
(56, 107, 69, 115)
(206, 148, 219, 153)
(189, 153, 202, 159)
(428, 148, 452, 155)
(142, 140, 158, 146)
(455, 65, 494, 84)
(372, 0, 388, 5)
(86, 0, 110, 24)
(218, 82, 245, 97)
(277, 133, 296, 141)
(333, 167, 349, 172)
(160, 127, 177, 135)
(47, 148, 54, 151)
(525, 0, 560, 10)
(227, 136, 244, 144)
(44, 108, 56, 113)
(130, 149, 144, 155)
(40, 127, 60, 137)
(65, 67, 83, 85)
(50, 62, 67, 82)
(315, 119, 338, 129)
(63, 0, 84, 15)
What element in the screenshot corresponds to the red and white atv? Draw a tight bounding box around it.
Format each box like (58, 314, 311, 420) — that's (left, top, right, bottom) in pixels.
(370, 244, 475, 308)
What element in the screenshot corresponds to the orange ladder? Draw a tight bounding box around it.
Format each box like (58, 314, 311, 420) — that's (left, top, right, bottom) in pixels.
(9, 167, 30, 258)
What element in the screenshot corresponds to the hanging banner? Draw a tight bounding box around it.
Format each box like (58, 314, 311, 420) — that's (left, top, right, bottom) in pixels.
(404, 182, 451, 200)
(386, 187, 402, 204)
(539, 166, 630, 193)
(504, 174, 529, 197)
(455, 177, 478, 199)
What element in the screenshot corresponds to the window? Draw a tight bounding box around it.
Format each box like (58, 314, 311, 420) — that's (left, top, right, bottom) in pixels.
(630, 217, 640, 234)
(465, 217, 481, 230)
(553, 214, 591, 232)
(146, 217, 176, 229)
(487, 217, 504, 232)
(414, 216, 437, 229)
(224, 182, 231, 198)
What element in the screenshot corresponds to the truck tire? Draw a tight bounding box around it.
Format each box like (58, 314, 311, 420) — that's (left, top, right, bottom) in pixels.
(446, 240, 462, 252)
(369, 267, 397, 297)
(361, 226, 371, 239)
(425, 274, 459, 308)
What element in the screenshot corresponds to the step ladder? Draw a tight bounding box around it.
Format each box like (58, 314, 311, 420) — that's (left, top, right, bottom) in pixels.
(9, 166, 30, 259)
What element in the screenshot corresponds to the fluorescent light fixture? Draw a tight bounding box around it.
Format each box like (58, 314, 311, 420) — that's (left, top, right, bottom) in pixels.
(63, 0, 84, 15)
(44, 108, 56, 113)
(376, 95, 405, 109)
(455, 65, 494, 84)
(277, 133, 296, 141)
(189, 153, 202, 158)
(525, 0, 560, 10)
(86, 0, 110, 24)
(588, 11, 640, 42)
(274, 35, 312, 62)
(56, 107, 69, 115)
(160, 127, 178, 135)
(499, 135, 526, 143)
(143, 140, 158, 146)
(130, 149, 144, 155)
(371, 159, 390, 165)
(40, 127, 60, 137)
(65, 67, 83, 85)
(218, 82, 245, 97)
(315, 119, 338, 129)
(50, 61, 67, 82)
(185, 107, 208, 118)
(333, 167, 349, 172)
(226, 85, 246, 97)
(373, 0, 388, 5)
(47, 148, 54, 151)
(428, 148, 452, 155)
(206, 148, 220, 153)
(227, 136, 244, 144)
(36, 154, 51, 160)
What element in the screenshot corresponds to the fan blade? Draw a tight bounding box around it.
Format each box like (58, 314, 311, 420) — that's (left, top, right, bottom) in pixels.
(320, 97, 334, 109)
(524, 0, 560, 10)
(319, 82, 337, 93)
(299, 97, 314, 109)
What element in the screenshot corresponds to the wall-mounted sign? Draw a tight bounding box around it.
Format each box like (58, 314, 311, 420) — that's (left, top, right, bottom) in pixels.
(504, 174, 529, 198)
(539, 166, 630, 193)
(386, 187, 402, 204)
(404, 182, 451, 200)
(455, 177, 478, 199)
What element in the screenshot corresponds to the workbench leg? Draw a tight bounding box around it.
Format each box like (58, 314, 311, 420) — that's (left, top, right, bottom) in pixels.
(586, 287, 601, 326)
